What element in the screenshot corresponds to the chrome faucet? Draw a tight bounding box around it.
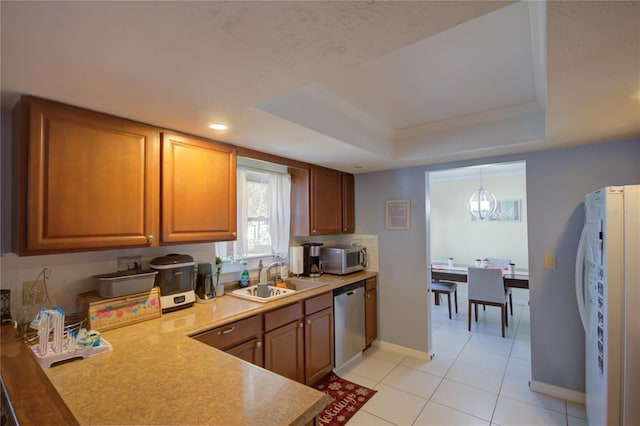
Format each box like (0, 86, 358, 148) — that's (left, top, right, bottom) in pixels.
(265, 261, 283, 283)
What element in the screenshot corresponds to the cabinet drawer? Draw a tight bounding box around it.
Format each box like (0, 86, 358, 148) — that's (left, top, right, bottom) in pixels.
(304, 291, 332, 315)
(264, 302, 303, 332)
(192, 315, 261, 350)
(365, 277, 377, 291)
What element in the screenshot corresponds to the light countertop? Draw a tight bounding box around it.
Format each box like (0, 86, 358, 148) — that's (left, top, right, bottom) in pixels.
(41, 271, 378, 425)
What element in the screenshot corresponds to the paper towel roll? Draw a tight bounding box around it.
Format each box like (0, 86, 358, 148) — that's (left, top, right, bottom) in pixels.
(290, 246, 304, 275)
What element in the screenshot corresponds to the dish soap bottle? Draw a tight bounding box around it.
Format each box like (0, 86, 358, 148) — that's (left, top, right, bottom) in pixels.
(239, 259, 250, 288)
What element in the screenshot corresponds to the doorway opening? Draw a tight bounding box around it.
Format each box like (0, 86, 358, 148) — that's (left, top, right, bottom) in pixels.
(426, 160, 530, 360)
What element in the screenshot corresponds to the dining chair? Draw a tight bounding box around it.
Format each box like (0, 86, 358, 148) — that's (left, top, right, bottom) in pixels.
(431, 281, 458, 319)
(484, 258, 513, 316)
(467, 267, 509, 337)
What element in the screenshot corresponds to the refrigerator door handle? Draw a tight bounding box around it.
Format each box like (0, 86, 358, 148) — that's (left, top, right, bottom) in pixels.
(575, 224, 589, 331)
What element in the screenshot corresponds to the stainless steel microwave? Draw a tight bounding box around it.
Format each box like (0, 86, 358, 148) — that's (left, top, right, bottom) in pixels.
(321, 246, 367, 275)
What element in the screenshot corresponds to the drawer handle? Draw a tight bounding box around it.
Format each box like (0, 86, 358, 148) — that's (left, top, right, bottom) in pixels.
(218, 326, 236, 335)
(256, 341, 262, 348)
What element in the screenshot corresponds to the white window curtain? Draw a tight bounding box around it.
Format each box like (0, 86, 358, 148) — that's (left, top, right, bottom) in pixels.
(235, 167, 249, 257)
(216, 166, 290, 260)
(268, 172, 291, 258)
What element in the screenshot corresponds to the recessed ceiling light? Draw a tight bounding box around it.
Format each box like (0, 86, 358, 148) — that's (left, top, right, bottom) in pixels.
(209, 123, 228, 131)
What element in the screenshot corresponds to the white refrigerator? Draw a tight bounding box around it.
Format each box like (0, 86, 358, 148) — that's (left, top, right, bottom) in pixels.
(575, 185, 639, 426)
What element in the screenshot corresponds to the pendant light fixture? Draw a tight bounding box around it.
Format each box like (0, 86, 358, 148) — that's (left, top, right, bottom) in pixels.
(468, 168, 497, 220)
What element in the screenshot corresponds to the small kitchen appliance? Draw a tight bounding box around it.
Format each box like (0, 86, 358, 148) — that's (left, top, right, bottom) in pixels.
(321, 245, 367, 275)
(194, 262, 216, 303)
(303, 243, 323, 277)
(150, 254, 196, 312)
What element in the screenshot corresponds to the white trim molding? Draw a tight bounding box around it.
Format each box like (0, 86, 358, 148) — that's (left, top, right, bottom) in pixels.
(529, 379, 586, 404)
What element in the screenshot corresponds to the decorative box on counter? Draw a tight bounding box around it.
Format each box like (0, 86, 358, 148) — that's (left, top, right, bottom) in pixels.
(76, 287, 161, 332)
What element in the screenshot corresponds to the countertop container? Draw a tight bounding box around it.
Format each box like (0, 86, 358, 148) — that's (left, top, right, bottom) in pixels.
(94, 270, 158, 298)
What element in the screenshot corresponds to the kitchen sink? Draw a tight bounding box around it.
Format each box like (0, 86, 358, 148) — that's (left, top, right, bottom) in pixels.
(228, 276, 341, 303)
(229, 285, 296, 303)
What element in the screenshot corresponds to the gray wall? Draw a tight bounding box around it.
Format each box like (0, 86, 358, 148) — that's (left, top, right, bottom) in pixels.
(354, 138, 640, 392)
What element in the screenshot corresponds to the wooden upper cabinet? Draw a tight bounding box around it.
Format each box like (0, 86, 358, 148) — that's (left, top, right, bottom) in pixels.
(290, 165, 355, 237)
(342, 172, 355, 233)
(310, 166, 342, 235)
(161, 132, 236, 243)
(12, 96, 159, 255)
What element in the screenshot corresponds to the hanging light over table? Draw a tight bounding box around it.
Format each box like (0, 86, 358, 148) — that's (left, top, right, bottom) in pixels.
(468, 168, 497, 220)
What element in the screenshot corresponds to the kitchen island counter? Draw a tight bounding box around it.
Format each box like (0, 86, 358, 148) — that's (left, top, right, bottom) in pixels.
(2, 271, 377, 425)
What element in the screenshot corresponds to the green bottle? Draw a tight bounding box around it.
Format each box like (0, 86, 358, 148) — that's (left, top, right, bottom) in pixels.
(240, 259, 250, 288)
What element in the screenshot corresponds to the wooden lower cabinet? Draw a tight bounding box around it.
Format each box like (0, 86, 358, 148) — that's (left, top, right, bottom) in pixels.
(264, 319, 305, 382)
(264, 302, 305, 382)
(192, 315, 263, 367)
(304, 306, 333, 386)
(365, 277, 378, 347)
(264, 292, 334, 385)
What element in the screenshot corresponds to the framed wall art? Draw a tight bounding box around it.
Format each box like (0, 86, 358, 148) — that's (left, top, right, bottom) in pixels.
(385, 199, 410, 230)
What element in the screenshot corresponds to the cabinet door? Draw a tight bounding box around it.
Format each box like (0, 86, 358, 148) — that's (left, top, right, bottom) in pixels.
(310, 166, 342, 235)
(341, 173, 355, 233)
(14, 96, 159, 254)
(226, 338, 264, 367)
(264, 321, 304, 383)
(161, 132, 236, 243)
(365, 277, 378, 346)
(304, 307, 334, 386)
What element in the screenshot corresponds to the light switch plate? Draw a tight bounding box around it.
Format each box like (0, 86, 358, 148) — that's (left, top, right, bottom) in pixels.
(544, 253, 557, 269)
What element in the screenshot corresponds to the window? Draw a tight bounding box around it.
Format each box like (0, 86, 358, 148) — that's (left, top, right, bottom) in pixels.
(246, 170, 271, 256)
(216, 163, 291, 263)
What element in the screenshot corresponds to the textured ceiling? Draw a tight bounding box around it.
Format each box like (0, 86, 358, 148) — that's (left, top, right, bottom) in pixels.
(1, 1, 638, 174)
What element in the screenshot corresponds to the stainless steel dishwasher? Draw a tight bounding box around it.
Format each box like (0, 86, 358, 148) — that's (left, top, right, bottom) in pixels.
(333, 280, 366, 369)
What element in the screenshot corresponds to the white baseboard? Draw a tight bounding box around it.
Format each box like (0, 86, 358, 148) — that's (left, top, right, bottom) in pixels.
(370, 340, 433, 361)
(529, 379, 585, 404)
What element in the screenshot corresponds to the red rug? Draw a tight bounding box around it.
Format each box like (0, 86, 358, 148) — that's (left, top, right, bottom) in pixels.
(314, 372, 377, 425)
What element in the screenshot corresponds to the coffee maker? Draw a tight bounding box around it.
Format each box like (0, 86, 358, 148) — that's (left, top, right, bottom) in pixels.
(303, 242, 323, 277)
(194, 262, 216, 303)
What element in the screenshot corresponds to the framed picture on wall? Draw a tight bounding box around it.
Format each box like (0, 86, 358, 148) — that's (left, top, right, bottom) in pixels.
(471, 199, 521, 221)
(385, 199, 410, 229)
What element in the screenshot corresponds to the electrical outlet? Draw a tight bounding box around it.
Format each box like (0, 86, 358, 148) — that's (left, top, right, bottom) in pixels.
(23, 280, 46, 305)
(118, 255, 142, 271)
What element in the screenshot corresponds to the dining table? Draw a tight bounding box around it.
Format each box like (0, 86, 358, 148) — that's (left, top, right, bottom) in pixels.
(430, 264, 529, 289)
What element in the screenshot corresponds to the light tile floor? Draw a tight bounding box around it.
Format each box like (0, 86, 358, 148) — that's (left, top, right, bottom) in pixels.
(339, 292, 588, 425)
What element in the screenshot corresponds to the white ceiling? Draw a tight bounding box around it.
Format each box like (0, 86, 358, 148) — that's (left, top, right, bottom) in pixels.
(1, 1, 638, 174)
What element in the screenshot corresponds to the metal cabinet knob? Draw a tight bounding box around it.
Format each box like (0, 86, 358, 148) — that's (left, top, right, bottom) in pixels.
(299, 322, 304, 328)
(256, 341, 262, 348)
(147, 235, 154, 243)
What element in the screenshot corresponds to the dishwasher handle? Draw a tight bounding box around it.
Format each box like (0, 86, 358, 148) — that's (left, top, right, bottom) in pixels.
(333, 280, 365, 297)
